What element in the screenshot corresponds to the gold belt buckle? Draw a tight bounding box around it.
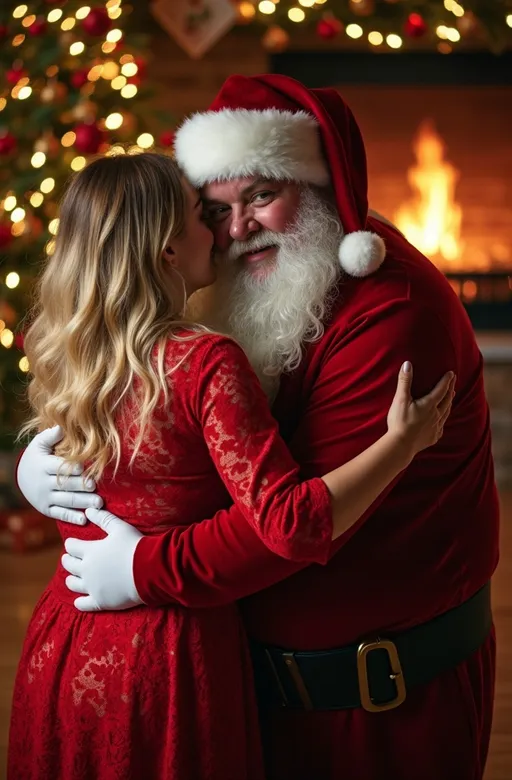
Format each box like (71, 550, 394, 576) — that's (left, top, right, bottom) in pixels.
(357, 638, 407, 713)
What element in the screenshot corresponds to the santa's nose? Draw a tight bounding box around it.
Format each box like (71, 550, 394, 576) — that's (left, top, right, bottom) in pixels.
(230, 215, 259, 241)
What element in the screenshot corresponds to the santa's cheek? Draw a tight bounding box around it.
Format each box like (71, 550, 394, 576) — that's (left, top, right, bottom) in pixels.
(262, 202, 300, 233)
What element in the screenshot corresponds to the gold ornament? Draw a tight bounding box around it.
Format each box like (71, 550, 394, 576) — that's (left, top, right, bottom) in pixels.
(262, 25, 290, 52)
(348, 0, 375, 16)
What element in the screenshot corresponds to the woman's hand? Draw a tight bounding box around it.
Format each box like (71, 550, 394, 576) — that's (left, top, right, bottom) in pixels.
(387, 361, 455, 460)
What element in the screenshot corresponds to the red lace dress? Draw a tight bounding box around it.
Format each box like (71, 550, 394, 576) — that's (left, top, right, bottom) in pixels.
(8, 334, 333, 780)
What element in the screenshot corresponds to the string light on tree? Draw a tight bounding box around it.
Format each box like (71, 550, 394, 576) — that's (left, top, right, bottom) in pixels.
(258, 1, 276, 14)
(40, 178, 56, 194)
(386, 33, 403, 48)
(5, 273, 20, 289)
(47, 9, 64, 23)
(30, 193, 44, 207)
(10, 207, 26, 223)
(30, 151, 46, 168)
(70, 155, 86, 171)
(368, 30, 384, 45)
(288, 8, 306, 22)
(346, 23, 363, 39)
(0, 329, 14, 349)
(137, 133, 154, 150)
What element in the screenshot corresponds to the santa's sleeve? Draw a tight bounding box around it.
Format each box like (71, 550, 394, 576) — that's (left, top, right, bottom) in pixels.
(133, 301, 456, 607)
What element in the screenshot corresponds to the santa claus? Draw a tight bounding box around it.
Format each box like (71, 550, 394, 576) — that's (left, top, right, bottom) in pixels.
(18, 75, 499, 780)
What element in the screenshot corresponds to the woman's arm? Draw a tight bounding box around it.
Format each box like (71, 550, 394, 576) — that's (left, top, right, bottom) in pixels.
(195, 337, 453, 563)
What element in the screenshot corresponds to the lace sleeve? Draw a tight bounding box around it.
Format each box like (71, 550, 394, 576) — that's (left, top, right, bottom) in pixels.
(194, 336, 332, 563)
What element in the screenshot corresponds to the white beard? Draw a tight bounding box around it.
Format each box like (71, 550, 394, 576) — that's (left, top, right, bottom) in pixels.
(188, 187, 343, 399)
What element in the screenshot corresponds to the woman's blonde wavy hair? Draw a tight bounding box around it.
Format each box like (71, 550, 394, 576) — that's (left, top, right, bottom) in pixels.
(22, 152, 203, 480)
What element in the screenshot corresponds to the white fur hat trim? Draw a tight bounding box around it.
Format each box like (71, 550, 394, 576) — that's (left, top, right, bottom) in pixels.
(338, 231, 386, 277)
(174, 108, 330, 187)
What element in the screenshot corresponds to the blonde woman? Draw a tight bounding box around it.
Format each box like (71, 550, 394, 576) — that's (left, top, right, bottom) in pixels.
(8, 153, 454, 780)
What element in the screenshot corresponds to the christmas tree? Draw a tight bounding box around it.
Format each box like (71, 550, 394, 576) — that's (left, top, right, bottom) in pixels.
(0, 0, 169, 448)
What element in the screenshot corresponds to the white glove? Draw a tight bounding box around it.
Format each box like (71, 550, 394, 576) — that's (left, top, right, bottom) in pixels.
(17, 426, 103, 525)
(62, 507, 144, 612)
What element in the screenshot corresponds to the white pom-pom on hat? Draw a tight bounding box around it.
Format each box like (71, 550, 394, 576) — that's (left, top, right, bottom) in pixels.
(338, 231, 386, 277)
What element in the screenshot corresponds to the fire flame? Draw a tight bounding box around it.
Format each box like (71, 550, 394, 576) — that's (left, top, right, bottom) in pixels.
(395, 120, 463, 269)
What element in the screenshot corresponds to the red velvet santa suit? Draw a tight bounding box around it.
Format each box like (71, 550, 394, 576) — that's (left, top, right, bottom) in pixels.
(134, 76, 499, 780)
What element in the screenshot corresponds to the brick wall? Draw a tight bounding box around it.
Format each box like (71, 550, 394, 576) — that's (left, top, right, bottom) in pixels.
(146, 28, 270, 125)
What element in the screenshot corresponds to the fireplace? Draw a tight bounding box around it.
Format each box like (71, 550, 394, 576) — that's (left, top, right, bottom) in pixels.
(271, 51, 512, 330)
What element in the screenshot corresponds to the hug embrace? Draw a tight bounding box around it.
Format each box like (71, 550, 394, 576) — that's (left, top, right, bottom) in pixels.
(10, 74, 498, 780)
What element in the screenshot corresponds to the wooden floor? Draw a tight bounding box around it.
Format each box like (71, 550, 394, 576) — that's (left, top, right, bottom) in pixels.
(1, 495, 511, 779)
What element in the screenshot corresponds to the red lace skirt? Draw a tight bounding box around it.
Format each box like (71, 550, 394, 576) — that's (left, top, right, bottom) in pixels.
(8, 572, 264, 780)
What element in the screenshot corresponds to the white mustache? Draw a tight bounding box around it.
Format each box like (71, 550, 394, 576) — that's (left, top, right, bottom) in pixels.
(226, 230, 282, 263)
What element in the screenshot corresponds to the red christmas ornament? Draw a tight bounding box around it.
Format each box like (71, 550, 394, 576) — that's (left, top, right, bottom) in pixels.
(7, 67, 27, 85)
(316, 17, 342, 40)
(0, 133, 17, 155)
(28, 16, 48, 36)
(0, 24, 9, 40)
(404, 12, 428, 38)
(73, 122, 105, 154)
(160, 130, 175, 148)
(0, 223, 13, 249)
(82, 7, 112, 37)
(14, 332, 25, 351)
(70, 68, 89, 89)
(134, 57, 147, 80)
(127, 74, 141, 88)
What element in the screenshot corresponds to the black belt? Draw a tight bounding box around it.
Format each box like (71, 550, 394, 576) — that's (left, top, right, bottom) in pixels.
(251, 583, 492, 713)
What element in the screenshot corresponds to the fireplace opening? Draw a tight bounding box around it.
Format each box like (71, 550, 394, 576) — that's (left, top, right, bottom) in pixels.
(271, 52, 512, 329)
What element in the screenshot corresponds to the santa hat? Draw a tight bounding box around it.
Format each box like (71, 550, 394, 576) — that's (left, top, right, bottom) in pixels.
(174, 74, 385, 278)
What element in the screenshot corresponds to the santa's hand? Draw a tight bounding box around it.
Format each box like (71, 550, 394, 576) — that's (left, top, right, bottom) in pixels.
(62, 507, 144, 612)
(17, 426, 103, 525)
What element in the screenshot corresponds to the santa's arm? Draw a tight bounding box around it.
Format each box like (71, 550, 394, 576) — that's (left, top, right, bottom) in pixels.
(134, 299, 456, 607)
